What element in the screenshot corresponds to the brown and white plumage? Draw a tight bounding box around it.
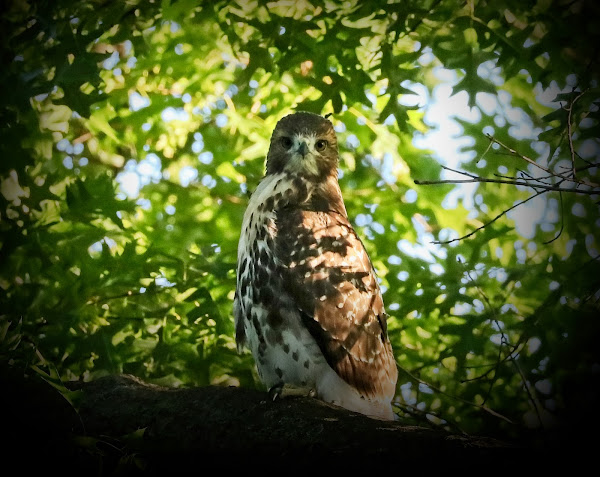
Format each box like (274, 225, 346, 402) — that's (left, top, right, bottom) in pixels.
(234, 112, 397, 420)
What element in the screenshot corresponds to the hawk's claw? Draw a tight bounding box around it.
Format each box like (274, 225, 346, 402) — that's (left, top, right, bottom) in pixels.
(269, 383, 284, 401)
(269, 383, 316, 401)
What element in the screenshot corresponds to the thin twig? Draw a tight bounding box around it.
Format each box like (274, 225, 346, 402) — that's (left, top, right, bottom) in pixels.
(394, 401, 466, 435)
(397, 363, 514, 424)
(485, 133, 598, 187)
(433, 189, 548, 244)
(457, 258, 542, 421)
(543, 191, 565, 244)
(564, 88, 589, 178)
(414, 176, 599, 195)
(459, 342, 525, 382)
(459, 263, 514, 405)
(485, 134, 569, 181)
(492, 171, 554, 191)
(440, 164, 480, 179)
(512, 358, 544, 428)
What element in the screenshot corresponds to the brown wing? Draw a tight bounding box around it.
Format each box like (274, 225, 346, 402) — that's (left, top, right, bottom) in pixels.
(274, 207, 397, 401)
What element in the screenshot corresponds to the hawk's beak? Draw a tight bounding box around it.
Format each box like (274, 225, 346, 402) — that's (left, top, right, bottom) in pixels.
(297, 141, 309, 157)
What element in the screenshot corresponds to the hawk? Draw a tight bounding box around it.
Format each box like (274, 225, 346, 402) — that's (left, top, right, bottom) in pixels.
(234, 111, 397, 420)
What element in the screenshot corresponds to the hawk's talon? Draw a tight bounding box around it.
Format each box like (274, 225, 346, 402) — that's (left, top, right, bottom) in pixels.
(269, 383, 316, 401)
(269, 382, 284, 401)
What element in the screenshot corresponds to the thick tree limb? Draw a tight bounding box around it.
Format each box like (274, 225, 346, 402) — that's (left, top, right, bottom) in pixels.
(9, 370, 595, 473)
(70, 375, 510, 458)
(4, 371, 534, 473)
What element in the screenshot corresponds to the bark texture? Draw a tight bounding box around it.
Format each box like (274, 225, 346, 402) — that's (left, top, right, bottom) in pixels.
(3, 370, 559, 474)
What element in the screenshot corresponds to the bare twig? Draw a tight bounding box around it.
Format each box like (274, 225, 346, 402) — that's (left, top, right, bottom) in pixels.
(485, 133, 598, 188)
(414, 176, 599, 195)
(459, 342, 525, 383)
(494, 167, 557, 187)
(456, 258, 543, 424)
(543, 191, 565, 244)
(415, 126, 599, 244)
(564, 88, 590, 178)
(440, 164, 479, 179)
(459, 262, 510, 405)
(492, 171, 554, 193)
(433, 189, 547, 244)
(397, 364, 514, 424)
(394, 401, 466, 435)
(485, 134, 563, 178)
(512, 358, 544, 428)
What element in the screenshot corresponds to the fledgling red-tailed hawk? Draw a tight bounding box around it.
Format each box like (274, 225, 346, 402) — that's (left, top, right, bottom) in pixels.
(234, 111, 397, 420)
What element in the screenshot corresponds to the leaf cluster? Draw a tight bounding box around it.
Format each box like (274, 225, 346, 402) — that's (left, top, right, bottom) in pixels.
(1, 0, 599, 439)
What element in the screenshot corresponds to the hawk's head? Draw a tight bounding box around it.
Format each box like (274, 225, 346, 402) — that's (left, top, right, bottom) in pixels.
(266, 112, 338, 180)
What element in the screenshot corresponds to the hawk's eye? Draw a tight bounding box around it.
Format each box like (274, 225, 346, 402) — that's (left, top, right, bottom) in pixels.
(280, 137, 293, 150)
(315, 139, 328, 152)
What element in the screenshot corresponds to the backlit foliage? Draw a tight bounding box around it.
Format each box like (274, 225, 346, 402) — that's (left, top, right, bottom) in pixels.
(1, 0, 599, 438)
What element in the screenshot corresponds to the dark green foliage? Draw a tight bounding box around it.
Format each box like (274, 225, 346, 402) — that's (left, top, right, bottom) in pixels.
(1, 0, 598, 440)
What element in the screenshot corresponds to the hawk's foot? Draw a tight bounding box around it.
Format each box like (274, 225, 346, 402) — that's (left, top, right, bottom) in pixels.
(269, 383, 316, 401)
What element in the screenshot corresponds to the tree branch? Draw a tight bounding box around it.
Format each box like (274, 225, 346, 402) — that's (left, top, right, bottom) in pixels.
(397, 364, 514, 424)
(432, 189, 548, 245)
(414, 176, 599, 195)
(564, 88, 589, 178)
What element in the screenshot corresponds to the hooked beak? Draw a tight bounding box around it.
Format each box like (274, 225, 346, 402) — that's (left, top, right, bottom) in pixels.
(297, 141, 309, 157)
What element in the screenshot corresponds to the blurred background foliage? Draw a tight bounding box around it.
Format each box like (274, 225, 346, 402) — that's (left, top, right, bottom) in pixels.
(1, 0, 599, 440)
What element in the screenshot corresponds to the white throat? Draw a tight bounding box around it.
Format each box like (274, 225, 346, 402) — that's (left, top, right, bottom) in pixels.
(285, 133, 320, 176)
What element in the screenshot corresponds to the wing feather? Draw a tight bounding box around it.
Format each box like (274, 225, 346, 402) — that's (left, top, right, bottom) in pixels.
(274, 207, 397, 401)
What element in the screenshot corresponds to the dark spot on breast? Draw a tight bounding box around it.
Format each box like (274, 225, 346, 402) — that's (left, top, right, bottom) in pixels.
(259, 247, 268, 264)
(255, 227, 265, 241)
(265, 196, 275, 210)
(304, 360, 310, 369)
(265, 325, 283, 345)
(266, 309, 283, 328)
(275, 367, 283, 379)
(292, 176, 303, 190)
(252, 315, 263, 339)
(257, 267, 271, 286)
(283, 343, 290, 353)
(293, 178, 308, 202)
(292, 350, 299, 361)
(268, 259, 278, 274)
(258, 285, 272, 305)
